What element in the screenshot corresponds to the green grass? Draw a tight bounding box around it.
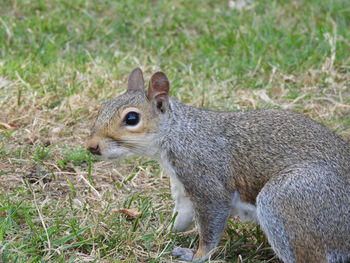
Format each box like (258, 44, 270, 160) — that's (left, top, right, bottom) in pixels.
(0, 0, 349, 262)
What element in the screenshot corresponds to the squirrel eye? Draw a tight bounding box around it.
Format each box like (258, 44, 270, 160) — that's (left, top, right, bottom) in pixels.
(124, 111, 140, 126)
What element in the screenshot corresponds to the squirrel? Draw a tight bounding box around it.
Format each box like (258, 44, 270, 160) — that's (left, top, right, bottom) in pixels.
(86, 68, 350, 263)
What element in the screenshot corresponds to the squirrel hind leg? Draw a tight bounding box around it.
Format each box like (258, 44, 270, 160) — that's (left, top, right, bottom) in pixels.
(326, 251, 350, 263)
(256, 166, 350, 263)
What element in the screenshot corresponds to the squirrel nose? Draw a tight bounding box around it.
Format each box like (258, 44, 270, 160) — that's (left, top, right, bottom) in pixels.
(88, 144, 101, 155)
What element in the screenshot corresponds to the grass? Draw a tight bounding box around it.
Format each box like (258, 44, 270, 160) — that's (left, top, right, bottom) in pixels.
(0, 0, 349, 262)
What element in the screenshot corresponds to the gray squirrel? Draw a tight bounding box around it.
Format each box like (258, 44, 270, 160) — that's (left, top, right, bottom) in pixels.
(86, 68, 350, 263)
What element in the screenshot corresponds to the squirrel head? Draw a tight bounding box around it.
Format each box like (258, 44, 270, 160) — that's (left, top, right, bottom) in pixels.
(86, 67, 170, 160)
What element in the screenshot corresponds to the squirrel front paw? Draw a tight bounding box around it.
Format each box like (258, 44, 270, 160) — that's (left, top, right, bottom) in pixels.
(172, 246, 207, 262)
(172, 246, 195, 261)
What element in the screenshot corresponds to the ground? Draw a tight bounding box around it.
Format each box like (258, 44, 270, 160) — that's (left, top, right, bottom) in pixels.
(0, 0, 349, 262)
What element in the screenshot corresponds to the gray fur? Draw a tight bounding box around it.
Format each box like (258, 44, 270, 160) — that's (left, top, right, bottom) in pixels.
(88, 71, 350, 263)
(158, 98, 350, 262)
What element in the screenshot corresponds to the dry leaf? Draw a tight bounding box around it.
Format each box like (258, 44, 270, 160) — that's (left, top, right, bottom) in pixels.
(118, 208, 142, 219)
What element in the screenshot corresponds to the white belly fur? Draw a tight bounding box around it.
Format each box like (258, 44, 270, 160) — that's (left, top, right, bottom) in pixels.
(160, 155, 194, 232)
(231, 191, 257, 222)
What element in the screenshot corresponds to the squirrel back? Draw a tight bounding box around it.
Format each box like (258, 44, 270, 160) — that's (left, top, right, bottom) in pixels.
(157, 98, 350, 203)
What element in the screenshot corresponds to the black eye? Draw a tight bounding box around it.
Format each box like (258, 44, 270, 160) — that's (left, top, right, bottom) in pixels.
(124, 112, 140, 126)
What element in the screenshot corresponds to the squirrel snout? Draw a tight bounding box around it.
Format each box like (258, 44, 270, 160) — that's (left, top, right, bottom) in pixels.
(86, 141, 101, 156)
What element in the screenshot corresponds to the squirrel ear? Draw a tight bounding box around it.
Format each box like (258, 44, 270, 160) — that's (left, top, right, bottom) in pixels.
(128, 67, 144, 91)
(147, 72, 170, 113)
